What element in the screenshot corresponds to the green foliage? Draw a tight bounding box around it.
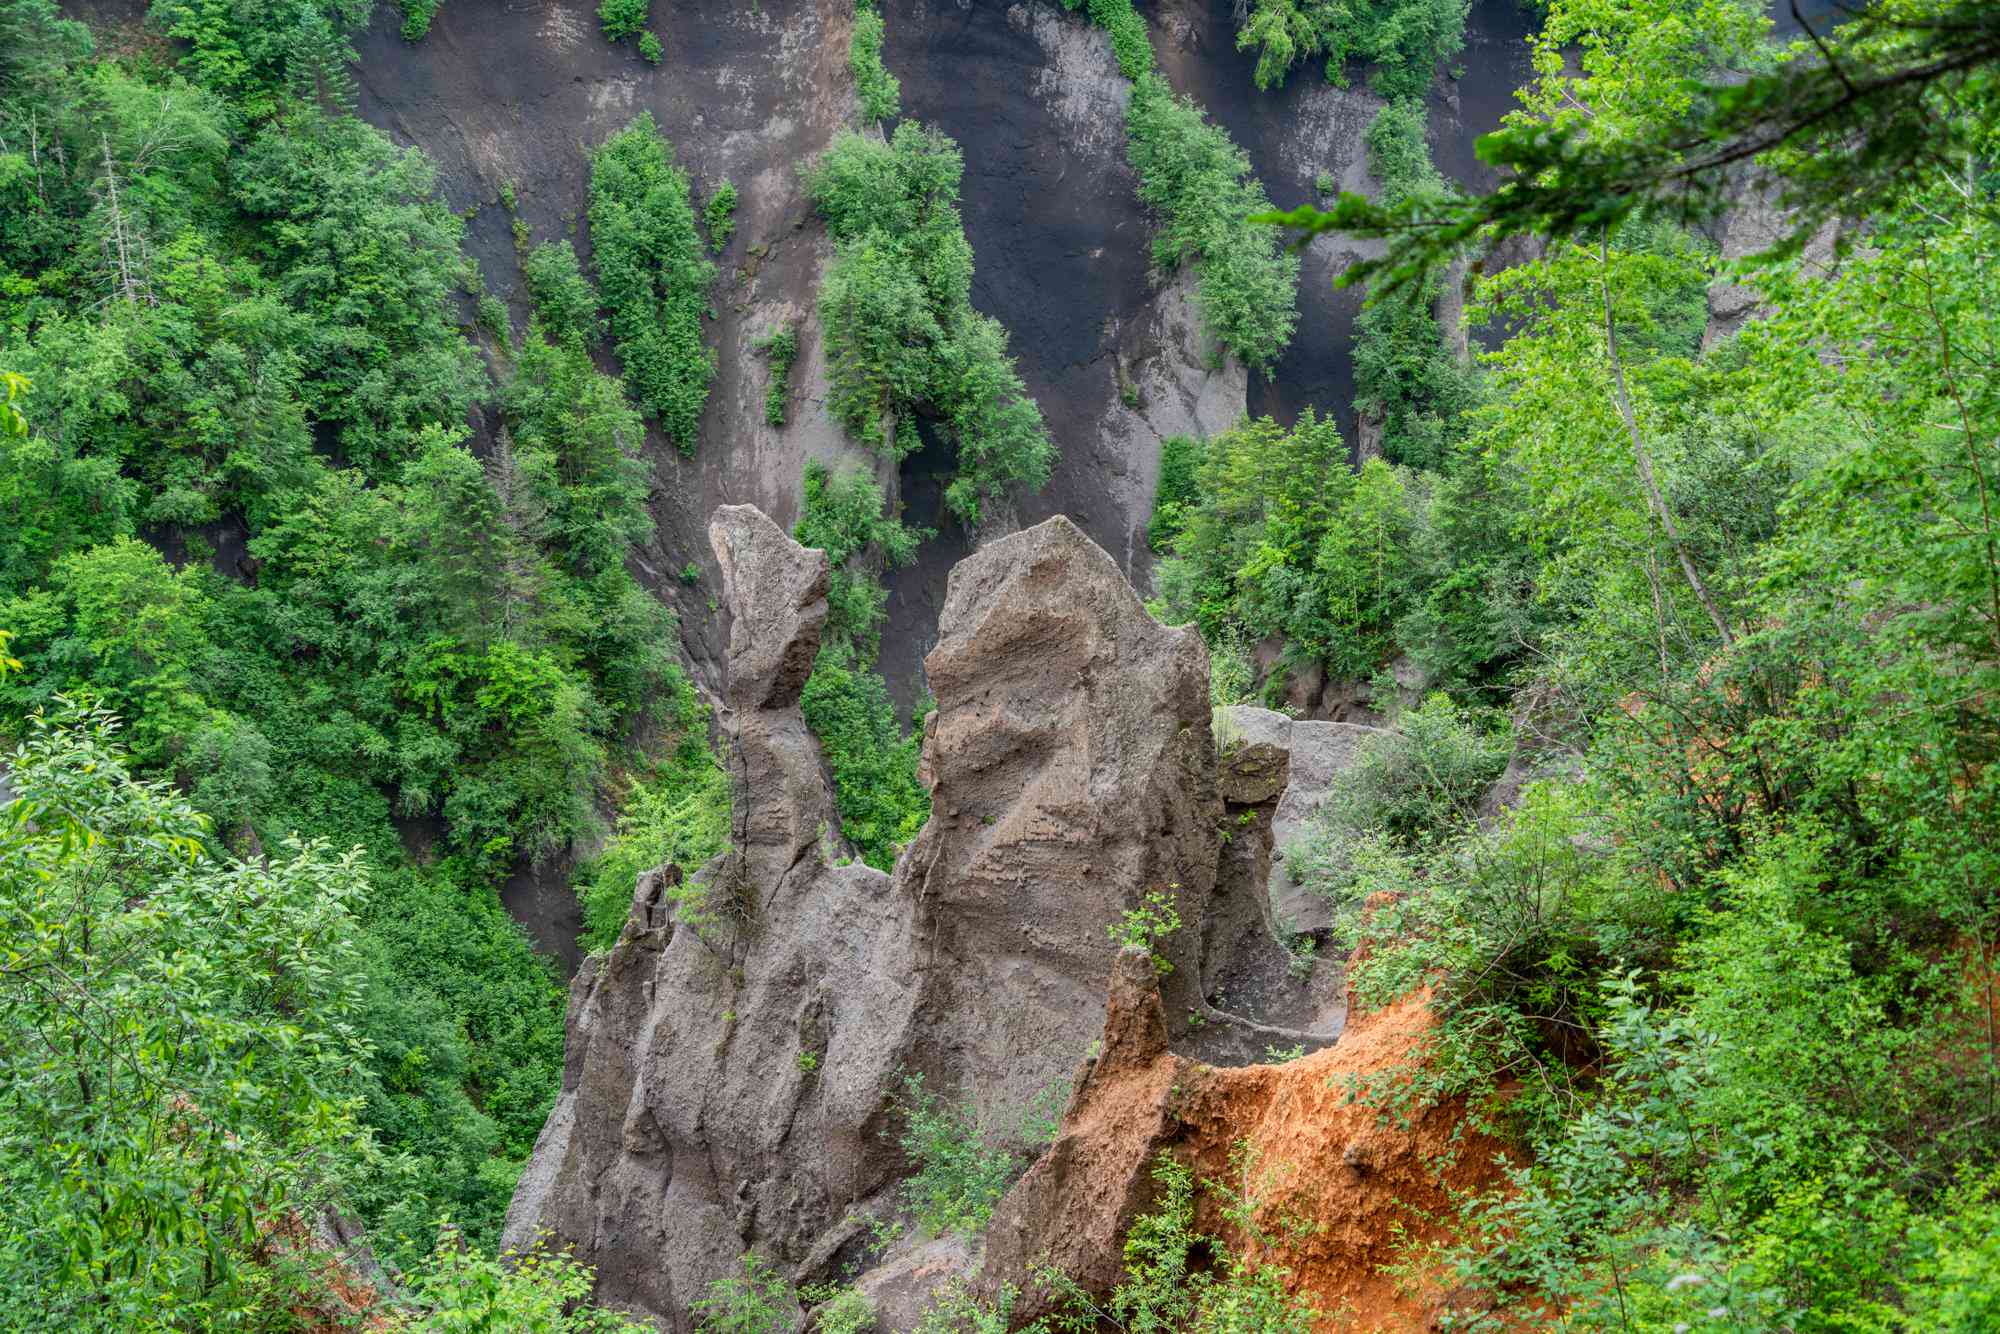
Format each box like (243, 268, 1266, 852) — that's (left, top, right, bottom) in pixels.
(802, 655, 928, 871)
(692, 1253, 796, 1334)
(913, 1283, 1023, 1334)
(397, 1226, 651, 1330)
(809, 125, 1053, 524)
(522, 239, 603, 347)
(597, 0, 647, 43)
(1351, 100, 1479, 471)
(753, 323, 800, 427)
(1064, 0, 1299, 369)
(1108, 889, 1182, 976)
(398, 0, 440, 41)
(1058, 0, 1150, 80)
(1154, 413, 1423, 680)
(0, 704, 368, 1328)
(1235, 0, 1470, 99)
(704, 179, 738, 253)
(1123, 71, 1299, 372)
(850, 2, 901, 123)
(574, 742, 729, 954)
(0, 0, 684, 1281)
(796, 460, 924, 661)
(589, 113, 716, 451)
(1029, 1154, 1320, 1333)
(892, 1075, 1058, 1240)
(801, 1282, 878, 1334)
(638, 30, 662, 65)
(1146, 434, 1202, 553)
(791, 460, 930, 871)
(1318, 88, 2000, 1322)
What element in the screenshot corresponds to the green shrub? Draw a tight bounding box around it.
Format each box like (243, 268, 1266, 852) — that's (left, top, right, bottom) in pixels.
(1108, 889, 1182, 975)
(1064, 0, 1297, 370)
(800, 1283, 878, 1334)
(638, 29, 663, 64)
(1060, 0, 1151, 79)
(753, 323, 800, 426)
(704, 178, 738, 253)
(574, 742, 731, 954)
(1147, 434, 1204, 552)
(1350, 101, 1479, 471)
(399, 0, 441, 41)
(0, 705, 369, 1326)
(1029, 1154, 1319, 1332)
(850, 3, 901, 122)
(588, 113, 716, 451)
(803, 654, 929, 871)
(598, 0, 648, 42)
(893, 1075, 1057, 1239)
(1152, 412, 1429, 683)
(522, 238, 604, 346)
(400, 1225, 650, 1330)
(1125, 74, 1298, 371)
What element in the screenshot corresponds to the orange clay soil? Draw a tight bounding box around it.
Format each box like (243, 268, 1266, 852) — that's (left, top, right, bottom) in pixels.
(1179, 994, 1510, 1331)
(980, 946, 1514, 1332)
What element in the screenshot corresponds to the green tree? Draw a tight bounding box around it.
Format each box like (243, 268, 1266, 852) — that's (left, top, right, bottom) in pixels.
(0, 702, 369, 1329)
(809, 124, 1053, 524)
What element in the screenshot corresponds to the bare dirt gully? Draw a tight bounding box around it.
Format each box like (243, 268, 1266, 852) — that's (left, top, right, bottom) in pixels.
(339, 0, 1537, 965)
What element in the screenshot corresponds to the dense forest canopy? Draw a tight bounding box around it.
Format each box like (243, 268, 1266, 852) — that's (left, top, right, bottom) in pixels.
(2, 0, 1999, 1328)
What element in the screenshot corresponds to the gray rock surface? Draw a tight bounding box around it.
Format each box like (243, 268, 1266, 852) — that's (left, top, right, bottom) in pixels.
(1214, 707, 1381, 935)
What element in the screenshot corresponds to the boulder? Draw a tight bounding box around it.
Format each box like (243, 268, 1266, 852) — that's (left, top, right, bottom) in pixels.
(1269, 720, 1380, 934)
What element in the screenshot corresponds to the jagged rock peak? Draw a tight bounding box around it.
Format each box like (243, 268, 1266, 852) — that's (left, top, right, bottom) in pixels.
(709, 503, 830, 712)
(902, 514, 1222, 1110)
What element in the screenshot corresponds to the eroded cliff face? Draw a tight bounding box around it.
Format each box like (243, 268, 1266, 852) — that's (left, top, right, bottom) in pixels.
(980, 952, 1508, 1332)
(508, 505, 1341, 1326)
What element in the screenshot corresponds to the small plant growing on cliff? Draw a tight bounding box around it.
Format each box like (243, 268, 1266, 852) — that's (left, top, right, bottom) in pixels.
(753, 323, 799, 426)
(692, 1253, 792, 1333)
(849, 1, 901, 123)
(892, 1075, 1043, 1240)
(1030, 1153, 1321, 1332)
(801, 1283, 876, 1333)
(912, 1283, 1023, 1333)
(397, 0, 439, 41)
(796, 1049, 820, 1075)
(599, 0, 648, 41)
(1109, 889, 1182, 977)
(407, 1225, 653, 1329)
(705, 179, 739, 253)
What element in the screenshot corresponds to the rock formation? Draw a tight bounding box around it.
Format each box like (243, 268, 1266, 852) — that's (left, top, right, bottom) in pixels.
(507, 508, 1329, 1326)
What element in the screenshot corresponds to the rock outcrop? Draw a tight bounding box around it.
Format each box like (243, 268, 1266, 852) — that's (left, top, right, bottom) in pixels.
(1215, 707, 1381, 937)
(508, 509, 1319, 1325)
(505, 507, 923, 1324)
